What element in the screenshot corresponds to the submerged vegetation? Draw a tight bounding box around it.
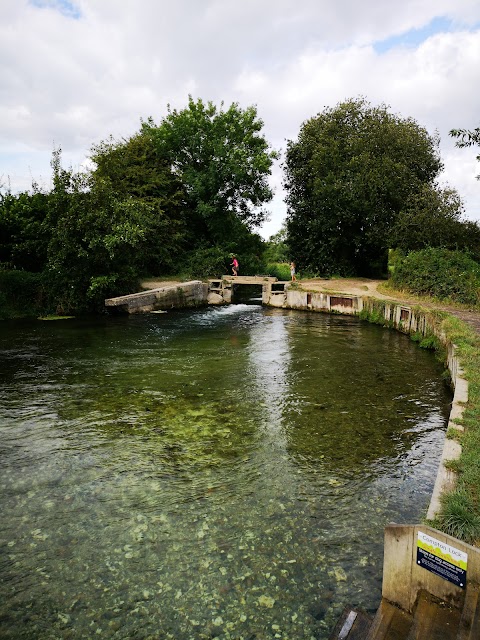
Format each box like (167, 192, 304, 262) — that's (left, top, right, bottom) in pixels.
(0, 306, 452, 638)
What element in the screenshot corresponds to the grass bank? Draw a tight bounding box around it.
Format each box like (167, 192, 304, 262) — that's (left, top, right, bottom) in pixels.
(359, 295, 480, 546)
(427, 315, 480, 545)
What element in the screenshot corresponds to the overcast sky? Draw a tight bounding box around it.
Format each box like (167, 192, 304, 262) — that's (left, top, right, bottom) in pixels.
(1, 0, 479, 238)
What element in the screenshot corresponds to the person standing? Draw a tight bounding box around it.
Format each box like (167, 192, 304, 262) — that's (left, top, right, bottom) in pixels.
(290, 261, 296, 281)
(231, 255, 239, 276)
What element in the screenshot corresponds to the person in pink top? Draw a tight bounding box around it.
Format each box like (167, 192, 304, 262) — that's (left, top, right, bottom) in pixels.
(231, 255, 239, 276)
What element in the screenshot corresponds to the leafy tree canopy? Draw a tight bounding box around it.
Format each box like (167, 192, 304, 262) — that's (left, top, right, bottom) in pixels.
(142, 97, 278, 248)
(90, 130, 187, 274)
(390, 184, 480, 260)
(284, 97, 443, 276)
(263, 223, 290, 263)
(0, 186, 50, 272)
(44, 148, 154, 312)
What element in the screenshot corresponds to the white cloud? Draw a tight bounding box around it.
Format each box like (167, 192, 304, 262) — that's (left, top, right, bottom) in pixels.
(1, 0, 479, 237)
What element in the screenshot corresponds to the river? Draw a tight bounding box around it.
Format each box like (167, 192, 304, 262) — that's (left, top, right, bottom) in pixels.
(0, 304, 452, 639)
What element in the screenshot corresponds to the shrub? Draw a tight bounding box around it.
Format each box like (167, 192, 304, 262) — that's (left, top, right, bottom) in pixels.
(185, 247, 229, 279)
(391, 248, 480, 306)
(265, 262, 291, 280)
(0, 270, 48, 319)
(436, 489, 480, 545)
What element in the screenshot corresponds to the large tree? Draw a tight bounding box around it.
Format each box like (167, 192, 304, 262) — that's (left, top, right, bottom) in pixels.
(90, 130, 187, 274)
(44, 149, 153, 312)
(143, 97, 278, 249)
(284, 98, 444, 276)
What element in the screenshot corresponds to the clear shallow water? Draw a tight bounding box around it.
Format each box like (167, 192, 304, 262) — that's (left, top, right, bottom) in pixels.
(0, 306, 452, 639)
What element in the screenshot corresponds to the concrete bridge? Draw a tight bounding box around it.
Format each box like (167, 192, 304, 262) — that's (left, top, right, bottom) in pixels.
(207, 275, 279, 304)
(105, 276, 283, 313)
(104, 276, 366, 314)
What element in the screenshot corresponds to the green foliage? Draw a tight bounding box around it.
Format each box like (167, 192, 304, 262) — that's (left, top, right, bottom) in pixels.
(184, 247, 229, 279)
(419, 334, 441, 350)
(265, 262, 291, 280)
(389, 184, 480, 259)
(284, 97, 443, 277)
(144, 97, 278, 248)
(0, 98, 277, 313)
(0, 187, 50, 272)
(450, 126, 480, 180)
(436, 489, 480, 544)
(410, 331, 441, 350)
(358, 307, 388, 326)
(391, 248, 480, 306)
(0, 270, 47, 318)
(43, 149, 147, 312)
(263, 224, 290, 263)
(435, 314, 480, 544)
(90, 130, 187, 274)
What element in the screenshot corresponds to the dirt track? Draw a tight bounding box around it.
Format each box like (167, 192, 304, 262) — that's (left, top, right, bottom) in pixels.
(298, 277, 398, 299)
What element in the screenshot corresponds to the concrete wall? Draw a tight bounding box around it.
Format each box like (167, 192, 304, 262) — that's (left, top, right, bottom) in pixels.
(263, 284, 363, 314)
(105, 281, 208, 313)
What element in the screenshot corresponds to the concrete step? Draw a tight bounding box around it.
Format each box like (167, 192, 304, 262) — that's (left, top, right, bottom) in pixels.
(365, 600, 413, 640)
(329, 607, 373, 640)
(405, 590, 461, 640)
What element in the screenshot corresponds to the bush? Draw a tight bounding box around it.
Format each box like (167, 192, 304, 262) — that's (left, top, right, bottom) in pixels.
(0, 270, 48, 319)
(265, 262, 291, 280)
(185, 247, 229, 279)
(391, 248, 480, 306)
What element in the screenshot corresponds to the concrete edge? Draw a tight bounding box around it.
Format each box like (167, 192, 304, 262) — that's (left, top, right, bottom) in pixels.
(426, 344, 467, 520)
(105, 281, 203, 306)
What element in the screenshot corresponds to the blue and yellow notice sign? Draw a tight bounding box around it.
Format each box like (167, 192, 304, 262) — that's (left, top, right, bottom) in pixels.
(417, 531, 467, 589)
